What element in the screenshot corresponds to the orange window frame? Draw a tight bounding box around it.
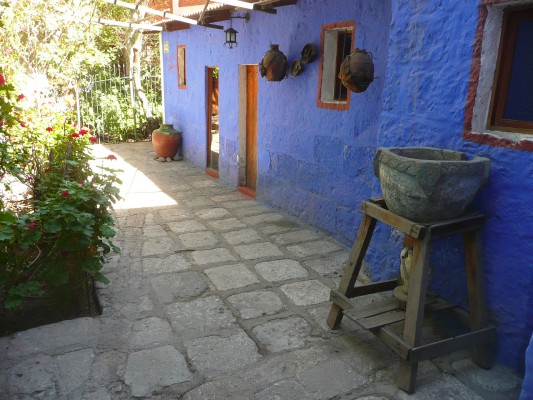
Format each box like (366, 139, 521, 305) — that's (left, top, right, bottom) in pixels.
(317, 20, 356, 111)
(177, 45, 187, 89)
(489, 7, 533, 133)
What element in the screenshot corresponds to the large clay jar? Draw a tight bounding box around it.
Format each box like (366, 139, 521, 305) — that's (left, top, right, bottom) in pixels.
(338, 49, 374, 93)
(373, 147, 490, 222)
(152, 124, 182, 160)
(259, 44, 288, 82)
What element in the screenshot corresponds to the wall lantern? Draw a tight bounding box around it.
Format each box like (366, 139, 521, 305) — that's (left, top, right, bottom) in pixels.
(224, 27, 238, 48)
(224, 12, 249, 49)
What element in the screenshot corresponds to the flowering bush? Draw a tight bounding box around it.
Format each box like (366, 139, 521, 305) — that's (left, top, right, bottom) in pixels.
(0, 74, 121, 310)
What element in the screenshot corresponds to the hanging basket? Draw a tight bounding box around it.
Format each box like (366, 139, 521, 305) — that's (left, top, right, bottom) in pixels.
(259, 44, 288, 82)
(338, 49, 374, 93)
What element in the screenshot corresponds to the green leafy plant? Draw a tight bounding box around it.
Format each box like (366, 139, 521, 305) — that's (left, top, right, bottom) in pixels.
(0, 73, 121, 310)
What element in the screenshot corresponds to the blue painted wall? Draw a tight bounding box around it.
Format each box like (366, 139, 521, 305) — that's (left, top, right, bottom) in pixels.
(162, 0, 533, 372)
(375, 0, 533, 372)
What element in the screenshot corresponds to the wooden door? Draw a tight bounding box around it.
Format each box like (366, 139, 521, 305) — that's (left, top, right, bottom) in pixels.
(245, 65, 258, 191)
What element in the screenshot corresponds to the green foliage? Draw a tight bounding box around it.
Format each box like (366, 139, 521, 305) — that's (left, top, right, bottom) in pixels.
(0, 74, 121, 311)
(79, 65, 162, 142)
(0, 0, 111, 88)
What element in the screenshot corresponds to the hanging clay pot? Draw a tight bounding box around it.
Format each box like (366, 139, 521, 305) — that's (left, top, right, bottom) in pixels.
(152, 124, 182, 161)
(338, 48, 374, 93)
(300, 43, 318, 64)
(289, 59, 304, 77)
(259, 44, 288, 81)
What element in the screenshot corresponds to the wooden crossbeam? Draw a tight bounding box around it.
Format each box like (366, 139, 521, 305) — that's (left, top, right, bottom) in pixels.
(213, 0, 277, 13)
(104, 0, 224, 30)
(93, 17, 163, 31)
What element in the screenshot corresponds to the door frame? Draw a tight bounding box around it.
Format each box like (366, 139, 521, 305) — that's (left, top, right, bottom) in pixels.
(205, 66, 219, 178)
(237, 64, 258, 198)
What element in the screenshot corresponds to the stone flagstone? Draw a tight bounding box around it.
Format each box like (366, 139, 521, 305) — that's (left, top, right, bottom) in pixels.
(124, 345, 193, 397)
(1, 143, 522, 400)
(280, 280, 331, 306)
(252, 316, 311, 353)
(204, 264, 260, 290)
(234, 242, 284, 260)
(191, 247, 237, 264)
(179, 230, 219, 248)
(56, 349, 95, 396)
(254, 259, 309, 282)
(165, 296, 236, 336)
(142, 254, 191, 275)
(149, 271, 209, 303)
(222, 228, 261, 245)
(129, 317, 174, 349)
(142, 237, 179, 256)
(227, 290, 285, 319)
(286, 240, 342, 257)
(8, 355, 56, 395)
(185, 331, 262, 378)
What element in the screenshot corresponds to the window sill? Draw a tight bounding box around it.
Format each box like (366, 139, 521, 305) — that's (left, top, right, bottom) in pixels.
(462, 129, 533, 152)
(317, 100, 349, 111)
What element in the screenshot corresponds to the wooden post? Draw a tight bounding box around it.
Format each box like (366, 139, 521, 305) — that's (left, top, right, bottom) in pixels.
(464, 230, 492, 369)
(326, 213, 377, 329)
(397, 231, 433, 393)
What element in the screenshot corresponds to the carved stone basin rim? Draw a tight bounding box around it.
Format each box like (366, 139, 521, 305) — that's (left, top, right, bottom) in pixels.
(373, 147, 491, 223)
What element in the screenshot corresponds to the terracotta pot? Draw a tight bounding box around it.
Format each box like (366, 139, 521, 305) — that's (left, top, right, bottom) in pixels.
(152, 124, 182, 159)
(338, 49, 374, 93)
(259, 44, 288, 81)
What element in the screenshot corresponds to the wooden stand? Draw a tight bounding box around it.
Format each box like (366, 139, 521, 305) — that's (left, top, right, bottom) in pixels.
(327, 198, 496, 393)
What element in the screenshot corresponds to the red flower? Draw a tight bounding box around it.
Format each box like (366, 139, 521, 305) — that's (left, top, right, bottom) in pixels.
(28, 221, 37, 230)
(78, 129, 89, 135)
(0, 74, 5, 85)
(61, 191, 69, 197)
(44, 167, 52, 173)
(78, 181, 84, 185)
(89, 136, 97, 143)
(20, 122, 26, 128)
(46, 126, 53, 132)
(107, 154, 117, 160)
(17, 94, 25, 101)
(0, 120, 4, 127)
(70, 133, 80, 138)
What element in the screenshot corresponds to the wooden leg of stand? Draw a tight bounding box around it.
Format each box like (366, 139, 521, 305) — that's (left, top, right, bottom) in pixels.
(464, 230, 492, 369)
(326, 303, 344, 329)
(397, 233, 432, 393)
(327, 214, 377, 329)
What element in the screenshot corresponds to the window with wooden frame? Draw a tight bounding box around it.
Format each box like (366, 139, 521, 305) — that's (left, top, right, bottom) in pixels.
(317, 21, 355, 110)
(489, 7, 533, 133)
(177, 45, 187, 89)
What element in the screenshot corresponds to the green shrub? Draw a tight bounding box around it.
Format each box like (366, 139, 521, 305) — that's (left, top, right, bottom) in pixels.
(0, 73, 121, 310)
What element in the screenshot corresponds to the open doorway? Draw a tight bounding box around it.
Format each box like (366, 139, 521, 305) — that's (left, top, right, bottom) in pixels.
(206, 66, 219, 176)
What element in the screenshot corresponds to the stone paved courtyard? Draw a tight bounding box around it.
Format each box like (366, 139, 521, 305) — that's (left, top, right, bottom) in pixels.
(0, 142, 524, 399)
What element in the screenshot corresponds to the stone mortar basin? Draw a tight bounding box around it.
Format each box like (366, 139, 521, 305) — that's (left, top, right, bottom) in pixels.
(373, 147, 490, 222)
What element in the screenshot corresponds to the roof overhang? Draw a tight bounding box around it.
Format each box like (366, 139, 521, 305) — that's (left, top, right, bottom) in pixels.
(95, 0, 297, 34)
(154, 0, 298, 32)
